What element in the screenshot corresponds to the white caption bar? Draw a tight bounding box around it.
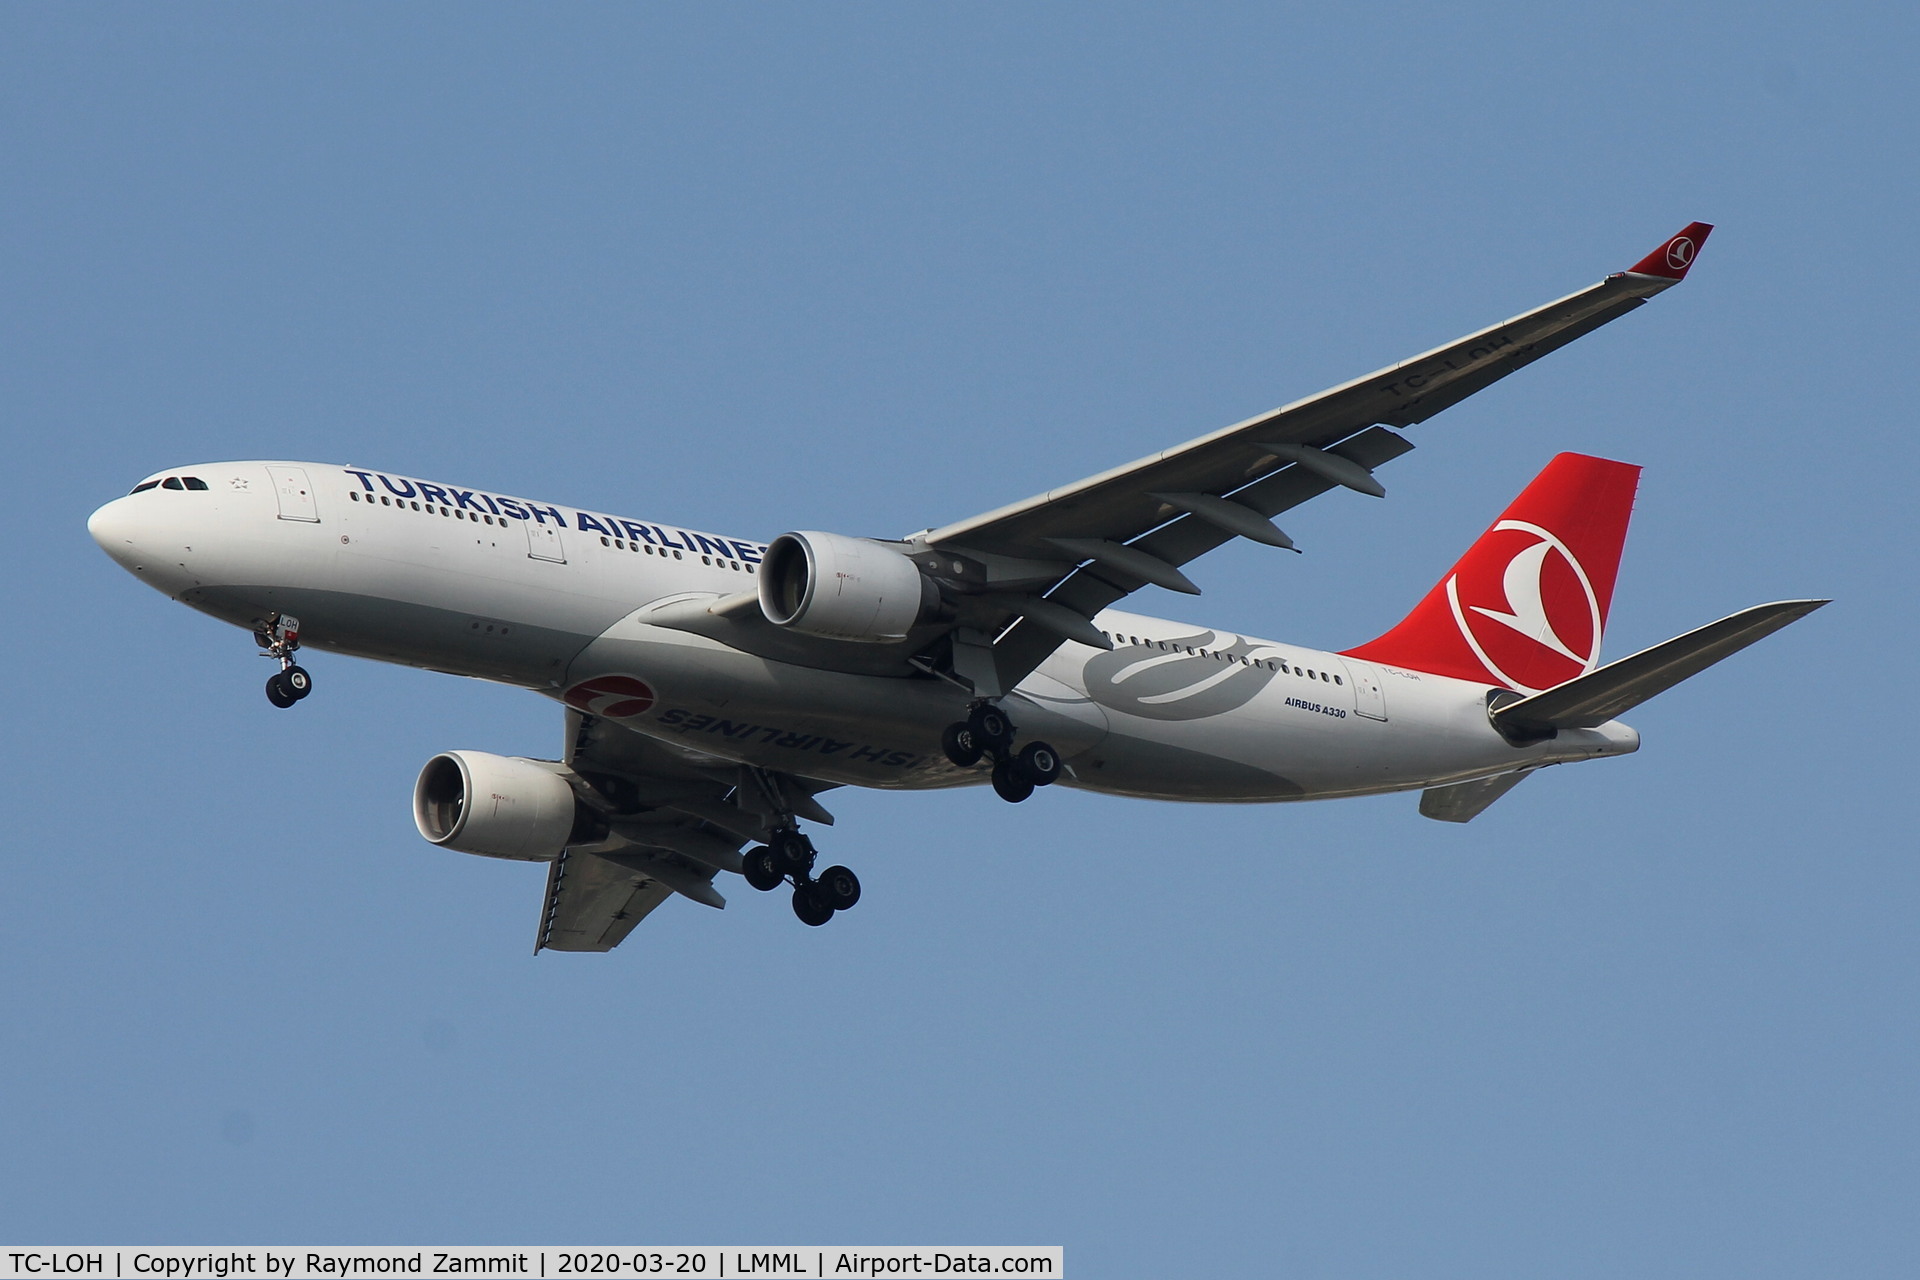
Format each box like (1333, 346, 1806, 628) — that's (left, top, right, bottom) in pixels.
(0, 1251, 1062, 1280)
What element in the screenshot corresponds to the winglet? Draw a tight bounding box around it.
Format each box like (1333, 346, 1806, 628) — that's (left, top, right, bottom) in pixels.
(1625, 221, 1714, 280)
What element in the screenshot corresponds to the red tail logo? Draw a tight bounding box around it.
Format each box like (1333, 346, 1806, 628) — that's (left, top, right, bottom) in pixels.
(1343, 453, 1640, 691)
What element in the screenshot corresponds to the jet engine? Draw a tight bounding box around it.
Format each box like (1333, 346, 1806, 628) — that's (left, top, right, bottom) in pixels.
(757, 530, 938, 643)
(412, 751, 605, 861)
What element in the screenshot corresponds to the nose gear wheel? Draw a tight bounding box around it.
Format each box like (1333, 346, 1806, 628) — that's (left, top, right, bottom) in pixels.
(255, 613, 313, 708)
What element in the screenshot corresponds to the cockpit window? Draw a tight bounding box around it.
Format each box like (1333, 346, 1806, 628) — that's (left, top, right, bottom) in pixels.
(131, 475, 210, 493)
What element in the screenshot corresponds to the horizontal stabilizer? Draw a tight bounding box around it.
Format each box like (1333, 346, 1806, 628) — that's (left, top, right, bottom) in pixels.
(1420, 768, 1537, 823)
(1492, 599, 1827, 733)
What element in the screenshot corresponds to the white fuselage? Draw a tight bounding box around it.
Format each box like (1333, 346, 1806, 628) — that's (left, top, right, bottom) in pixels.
(87, 461, 1638, 802)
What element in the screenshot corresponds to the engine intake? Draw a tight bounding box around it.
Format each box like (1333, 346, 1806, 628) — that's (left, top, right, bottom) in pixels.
(757, 530, 936, 643)
(412, 751, 602, 861)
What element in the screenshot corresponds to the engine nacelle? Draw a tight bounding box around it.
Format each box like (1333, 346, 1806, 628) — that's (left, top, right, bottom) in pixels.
(757, 530, 936, 643)
(412, 751, 601, 861)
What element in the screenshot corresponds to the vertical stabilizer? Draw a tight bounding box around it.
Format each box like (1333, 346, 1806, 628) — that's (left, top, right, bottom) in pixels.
(1342, 453, 1640, 691)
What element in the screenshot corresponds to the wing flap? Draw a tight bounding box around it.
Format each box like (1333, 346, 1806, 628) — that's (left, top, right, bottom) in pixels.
(986, 428, 1417, 687)
(536, 849, 675, 953)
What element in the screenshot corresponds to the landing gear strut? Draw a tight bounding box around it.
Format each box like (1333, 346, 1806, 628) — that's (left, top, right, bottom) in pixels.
(942, 701, 1061, 803)
(741, 826, 862, 927)
(256, 613, 313, 709)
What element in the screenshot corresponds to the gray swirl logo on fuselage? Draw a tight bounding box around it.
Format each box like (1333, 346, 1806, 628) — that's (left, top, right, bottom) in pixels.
(1083, 630, 1278, 721)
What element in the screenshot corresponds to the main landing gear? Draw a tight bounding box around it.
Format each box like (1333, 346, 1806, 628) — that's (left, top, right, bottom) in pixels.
(742, 827, 862, 928)
(940, 701, 1062, 803)
(255, 612, 313, 709)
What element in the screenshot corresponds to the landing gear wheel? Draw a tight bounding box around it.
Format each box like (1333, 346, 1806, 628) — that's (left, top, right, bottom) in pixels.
(769, 828, 816, 879)
(942, 723, 985, 768)
(792, 882, 835, 927)
(743, 845, 784, 892)
(992, 755, 1035, 803)
(816, 865, 862, 911)
(283, 665, 313, 700)
(1016, 740, 1061, 786)
(969, 704, 1014, 750)
(265, 673, 297, 708)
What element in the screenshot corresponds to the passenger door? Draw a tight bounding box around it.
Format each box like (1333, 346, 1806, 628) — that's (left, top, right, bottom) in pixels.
(265, 465, 319, 522)
(1338, 657, 1388, 721)
(524, 519, 566, 563)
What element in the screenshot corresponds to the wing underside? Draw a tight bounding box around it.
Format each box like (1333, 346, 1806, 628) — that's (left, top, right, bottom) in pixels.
(636, 226, 1712, 700)
(537, 850, 677, 952)
(928, 228, 1710, 691)
(533, 709, 837, 953)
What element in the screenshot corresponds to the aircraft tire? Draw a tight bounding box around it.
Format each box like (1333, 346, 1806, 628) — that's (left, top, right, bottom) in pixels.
(792, 882, 835, 927)
(265, 673, 297, 708)
(769, 829, 815, 878)
(1016, 741, 1062, 786)
(743, 845, 784, 892)
(969, 704, 1014, 750)
(991, 756, 1035, 804)
(942, 723, 985, 767)
(817, 864, 861, 911)
(284, 665, 313, 699)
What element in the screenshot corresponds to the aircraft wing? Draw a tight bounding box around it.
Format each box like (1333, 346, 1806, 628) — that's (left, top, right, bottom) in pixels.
(535, 852, 677, 953)
(535, 709, 835, 952)
(919, 223, 1713, 691)
(643, 224, 1712, 694)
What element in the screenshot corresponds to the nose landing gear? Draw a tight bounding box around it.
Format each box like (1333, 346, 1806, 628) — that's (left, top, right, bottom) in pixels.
(255, 613, 313, 708)
(942, 701, 1062, 803)
(742, 827, 863, 928)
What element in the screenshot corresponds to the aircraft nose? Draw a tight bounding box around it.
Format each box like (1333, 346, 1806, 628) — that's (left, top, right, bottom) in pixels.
(88, 496, 146, 568)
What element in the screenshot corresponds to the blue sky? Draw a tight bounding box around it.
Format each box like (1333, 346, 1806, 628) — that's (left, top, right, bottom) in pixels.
(3, 3, 1915, 1274)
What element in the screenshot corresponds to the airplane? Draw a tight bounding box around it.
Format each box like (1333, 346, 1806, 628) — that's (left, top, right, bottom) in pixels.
(86, 221, 1826, 951)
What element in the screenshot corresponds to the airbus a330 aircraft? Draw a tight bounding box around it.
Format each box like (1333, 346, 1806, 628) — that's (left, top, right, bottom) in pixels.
(88, 222, 1825, 950)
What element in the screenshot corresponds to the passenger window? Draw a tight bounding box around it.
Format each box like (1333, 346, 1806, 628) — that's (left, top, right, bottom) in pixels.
(1334, 675, 1343, 685)
(350, 491, 360, 500)
(380, 495, 391, 505)
(162, 477, 184, 490)
(600, 536, 610, 547)
(131, 481, 160, 493)
(183, 477, 208, 490)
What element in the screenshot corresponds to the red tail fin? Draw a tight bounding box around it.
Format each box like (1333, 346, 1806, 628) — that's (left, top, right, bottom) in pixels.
(1342, 453, 1640, 691)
